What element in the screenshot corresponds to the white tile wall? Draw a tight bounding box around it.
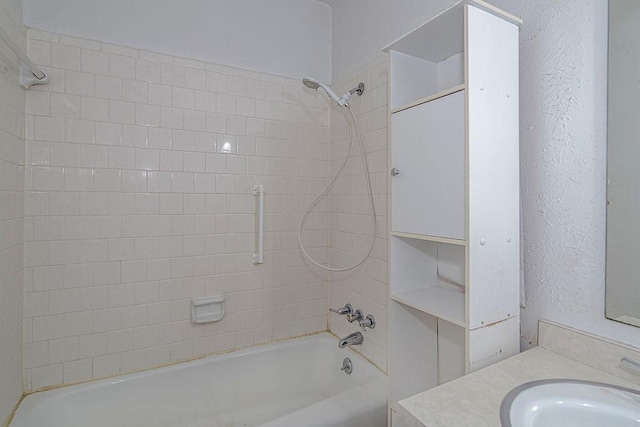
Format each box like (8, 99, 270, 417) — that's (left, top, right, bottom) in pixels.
(0, 4, 26, 424)
(24, 29, 331, 391)
(328, 54, 389, 373)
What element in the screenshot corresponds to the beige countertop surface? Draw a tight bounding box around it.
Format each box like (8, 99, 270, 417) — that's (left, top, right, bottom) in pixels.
(397, 347, 640, 427)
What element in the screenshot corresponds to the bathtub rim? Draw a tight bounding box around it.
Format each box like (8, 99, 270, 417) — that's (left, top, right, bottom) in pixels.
(12, 330, 386, 417)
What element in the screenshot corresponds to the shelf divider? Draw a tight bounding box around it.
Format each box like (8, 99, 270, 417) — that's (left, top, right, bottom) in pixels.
(390, 84, 466, 114)
(391, 283, 466, 328)
(391, 230, 466, 246)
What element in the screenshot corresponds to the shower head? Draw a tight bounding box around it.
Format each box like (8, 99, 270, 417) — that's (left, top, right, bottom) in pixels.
(302, 78, 320, 90)
(302, 77, 365, 107)
(302, 77, 341, 104)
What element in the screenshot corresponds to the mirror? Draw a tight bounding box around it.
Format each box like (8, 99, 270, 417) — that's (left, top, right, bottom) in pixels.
(606, 0, 640, 326)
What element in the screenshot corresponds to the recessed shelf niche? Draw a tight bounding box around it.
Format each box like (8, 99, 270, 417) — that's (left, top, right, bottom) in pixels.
(385, 2, 466, 111)
(390, 236, 465, 327)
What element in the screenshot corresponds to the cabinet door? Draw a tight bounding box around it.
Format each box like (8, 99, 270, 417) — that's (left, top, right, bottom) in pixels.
(391, 90, 465, 239)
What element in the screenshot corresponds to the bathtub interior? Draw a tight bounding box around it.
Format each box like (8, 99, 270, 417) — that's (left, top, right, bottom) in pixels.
(10, 333, 387, 427)
(259, 379, 388, 427)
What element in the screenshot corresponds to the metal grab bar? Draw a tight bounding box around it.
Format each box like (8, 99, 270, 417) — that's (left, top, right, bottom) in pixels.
(0, 24, 48, 88)
(253, 185, 264, 264)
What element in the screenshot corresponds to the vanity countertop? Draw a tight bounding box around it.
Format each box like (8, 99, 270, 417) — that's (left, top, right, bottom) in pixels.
(395, 346, 639, 427)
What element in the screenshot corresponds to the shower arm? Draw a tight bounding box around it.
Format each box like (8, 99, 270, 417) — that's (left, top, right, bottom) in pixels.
(339, 83, 365, 106)
(348, 83, 365, 96)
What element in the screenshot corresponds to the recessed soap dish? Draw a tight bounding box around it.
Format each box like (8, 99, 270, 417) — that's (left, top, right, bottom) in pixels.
(191, 295, 224, 324)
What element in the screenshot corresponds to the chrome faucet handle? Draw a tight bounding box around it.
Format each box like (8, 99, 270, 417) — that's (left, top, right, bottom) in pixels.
(330, 303, 353, 316)
(340, 357, 352, 375)
(347, 309, 363, 323)
(359, 314, 376, 330)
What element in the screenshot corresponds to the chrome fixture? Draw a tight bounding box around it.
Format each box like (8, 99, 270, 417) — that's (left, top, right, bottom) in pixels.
(302, 77, 364, 107)
(340, 82, 365, 105)
(330, 303, 353, 316)
(359, 314, 376, 330)
(341, 357, 353, 375)
(338, 332, 364, 348)
(347, 309, 364, 323)
(349, 83, 365, 97)
(391, 168, 400, 176)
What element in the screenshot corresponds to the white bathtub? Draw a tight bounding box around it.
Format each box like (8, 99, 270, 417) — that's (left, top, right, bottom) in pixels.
(10, 333, 387, 427)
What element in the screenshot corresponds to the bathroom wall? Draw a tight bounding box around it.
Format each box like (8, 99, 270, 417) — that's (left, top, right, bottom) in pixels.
(0, 0, 25, 422)
(23, 29, 330, 391)
(330, 0, 640, 349)
(327, 54, 389, 372)
(15, 0, 640, 400)
(22, 0, 332, 83)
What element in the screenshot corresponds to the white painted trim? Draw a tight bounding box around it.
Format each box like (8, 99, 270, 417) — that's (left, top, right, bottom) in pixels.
(469, 0, 523, 26)
(390, 231, 466, 246)
(390, 84, 466, 114)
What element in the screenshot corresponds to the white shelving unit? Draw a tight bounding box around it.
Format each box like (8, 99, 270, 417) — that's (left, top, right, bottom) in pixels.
(390, 286, 465, 328)
(385, 0, 522, 413)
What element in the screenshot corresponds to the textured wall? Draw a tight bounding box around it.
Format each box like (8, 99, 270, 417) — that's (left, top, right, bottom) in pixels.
(327, 54, 389, 372)
(330, 0, 640, 349)
(23, 0, 331, 82)
(0, 0, 25, 422)
(23, 29, 330, 391)
(515, 0, 636, 347)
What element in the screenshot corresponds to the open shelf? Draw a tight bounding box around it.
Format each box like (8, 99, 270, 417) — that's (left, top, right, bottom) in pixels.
(391, 282, 466, 328)
(391, 84, 466, 114)
(383, 2, 465, 62)
(390, 230, 466, 246)
(384, 1, 466, 109)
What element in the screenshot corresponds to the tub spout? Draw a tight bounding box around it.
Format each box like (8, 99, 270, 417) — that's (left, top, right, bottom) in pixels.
(338, 332, 363, 348)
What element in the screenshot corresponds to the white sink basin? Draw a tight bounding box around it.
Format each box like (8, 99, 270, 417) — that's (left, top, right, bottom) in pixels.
(500, 379, 640, 427)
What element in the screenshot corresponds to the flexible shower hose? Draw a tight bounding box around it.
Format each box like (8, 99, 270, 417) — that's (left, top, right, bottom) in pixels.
(297, 104, 376, 272)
